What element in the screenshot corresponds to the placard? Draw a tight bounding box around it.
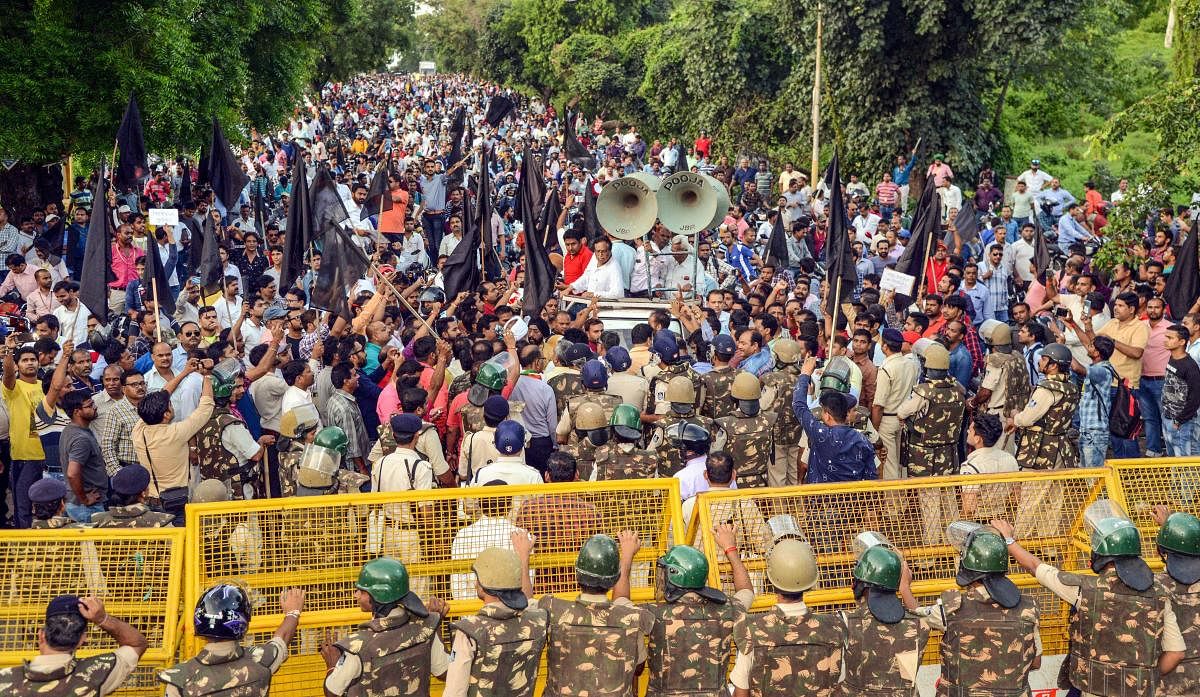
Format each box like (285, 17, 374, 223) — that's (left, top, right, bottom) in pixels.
(879, 268, 916, 295)
(148, 208, 179, 227)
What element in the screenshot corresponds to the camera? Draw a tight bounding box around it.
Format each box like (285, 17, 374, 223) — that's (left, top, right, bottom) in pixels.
(1054, 306, 1069, 318)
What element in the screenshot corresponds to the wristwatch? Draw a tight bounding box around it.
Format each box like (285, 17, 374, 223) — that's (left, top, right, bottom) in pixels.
(1004, 536, 1016, 546)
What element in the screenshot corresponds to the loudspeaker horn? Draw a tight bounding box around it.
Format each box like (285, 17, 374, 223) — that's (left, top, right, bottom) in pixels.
(596, 176, 659, 240)
(701, 174, 731, 231)
(656, 171, 718, 235)
(627, 171, 662, 192)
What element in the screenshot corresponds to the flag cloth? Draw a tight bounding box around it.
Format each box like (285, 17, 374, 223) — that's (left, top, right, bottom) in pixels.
(207, 117, 250, 211)
(280, 158, 311, 293)
(176, 161, 192, 207)
(893, 178, 941, 309)
(764, 209, 789, 268)
(253, 188, 268, 237)
(443, 151, 487, 299)
(950, 204, 980, 247)
(515, 149, 545, 229)
(582, 175, 602, 244)
(310, 221, 370, 320)
(518, 145, 556, 315)
(472, 143, 503, 282)
(538, 185, 563, 251)
(141, 230, 176, 317)
(196, 212, 225, 296)
(114, 93, 148, 192)
(447, 107, 467, 171)
(563, 109, 596, 170)
(484, 95, 516, 127)
(674, 141, 689, 173)
(79, 160, 114, 325)
(1032, 213, 1052, 280)
(308, 165, 350, 231)
(823, 154, 856, 318)
(360, 159, 393, 222)
(1165, 228, 1200, 319)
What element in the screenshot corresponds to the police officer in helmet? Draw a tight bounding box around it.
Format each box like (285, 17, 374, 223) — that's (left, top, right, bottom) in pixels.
(1150, 505, 1200, 694)
(730, 531, 842, 697)
(321, 557, 450, 696)
(159, 584, 305, 696)
(0, 595, 148, 695)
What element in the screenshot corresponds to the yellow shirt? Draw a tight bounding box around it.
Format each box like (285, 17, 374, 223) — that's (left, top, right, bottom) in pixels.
(1097, 317, 1148, 388)
(3, 379, 45, 460)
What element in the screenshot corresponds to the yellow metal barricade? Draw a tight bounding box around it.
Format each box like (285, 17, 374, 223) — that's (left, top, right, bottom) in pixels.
(693, 468, 1117, 662)
(183, 479, 684, 696)
(0, 527, 185, 696)
(1106, 457, 1200, 568)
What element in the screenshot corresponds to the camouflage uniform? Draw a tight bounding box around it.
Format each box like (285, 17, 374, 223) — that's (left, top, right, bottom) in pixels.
(979, 352, 1030, 452)
(1058, 570, 1168, 697)
(935, 588, 1039, 697)
(461, 401, 526, 437)
(548, 371, 584, 420)
(591, 442, 659, 480)
(450, 603, 549, 697)
(560, 393, 622, 444)
(449, 372, 474, 405)
(1157, 575, 1200, 696)
(699, 366, 737, 420)
(0, 653, 118, 696)
(32, 516, 84, 529)
(839, 603, 930, 697)
(561, 439, 600, 482)
(1013, 375, 1079, 539)
(647, 412, 720, 477)
(733, 605, 845, 697)
(539, 594, 654, 697)
(900, 377, 965, 477)
(91, 503, 175, 528)
(159, 641, 282, 696)
(761, 366, 802, 488)
(648, 363, 703, 415)
(190, 407, 261, 500)
(715, 410, 777, 489)
(332, 608, 442, 696)
(277, 441, 305, 498)
(645, 595, 743, 697)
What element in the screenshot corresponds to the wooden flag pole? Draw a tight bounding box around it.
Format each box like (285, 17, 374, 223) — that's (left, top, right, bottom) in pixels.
(151, 277, 162, 343)
(826, 273, 842, 348)
(810, 3, 823, 181)
(109, 140, 118, 187)
(369, 263, 441, 340)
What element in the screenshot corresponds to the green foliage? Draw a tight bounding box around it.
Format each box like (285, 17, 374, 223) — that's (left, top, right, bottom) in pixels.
(1094, 179, 1171, 273)
(316, 0, 416, 84)
(0, 0, 400, 165)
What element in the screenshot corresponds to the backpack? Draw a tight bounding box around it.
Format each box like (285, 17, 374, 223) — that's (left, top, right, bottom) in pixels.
(1105, 366, 1143, 440)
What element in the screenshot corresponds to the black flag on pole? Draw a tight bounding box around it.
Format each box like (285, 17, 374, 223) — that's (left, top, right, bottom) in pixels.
(142, 230, 176, 317)
(518, 145, 556, 315)
(115, 93, 148, 192)
(176, 161, 193, 207)
(1165, 227, 1200, 319)
(280, 158, 311, 293)
(764, 209, 789, 268)
(473, 144, 503, 282)
(893, 178, 941, 308)
(79, 160, 114, 325)
(444, 151, 487, 299)
(196, 212, 225, 296)
(360, 159, 393, 222)
(207, 117, 250, 211)
(310, 224, 370, 321)
(447, 108, 467, 171)
(563, 109, 596, 170)
(822, 154, 857, 318)
(484, 95, 516, 127)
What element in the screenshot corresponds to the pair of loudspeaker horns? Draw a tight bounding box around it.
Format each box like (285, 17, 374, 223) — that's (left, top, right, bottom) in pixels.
(595, 170, 730, 240)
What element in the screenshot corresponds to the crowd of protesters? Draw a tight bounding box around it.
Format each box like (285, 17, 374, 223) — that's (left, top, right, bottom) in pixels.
(0, 72, 1194, 535)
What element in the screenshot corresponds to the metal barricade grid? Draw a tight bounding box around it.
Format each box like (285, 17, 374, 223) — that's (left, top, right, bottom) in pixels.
(1106, 458, 1200, 568)
(183, 480, 683, 695)
(0, 527, 185, 696)
(694, 468, 1115, 663)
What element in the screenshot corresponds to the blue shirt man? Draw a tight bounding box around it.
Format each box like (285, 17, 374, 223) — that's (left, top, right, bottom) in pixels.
(791, 370, 876, 483)
(725, 240, 757, 281)
(1057, 207, 1095, 247)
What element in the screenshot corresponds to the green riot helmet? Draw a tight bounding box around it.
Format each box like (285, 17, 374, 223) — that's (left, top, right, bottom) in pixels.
(853, 545, 902, 591)
(656, 545, 726, 603)
(818, 356, 854, 394)
(1084, 499, 1152, 590)
(356, 557, 428, 617)
(851, 533, 905, 624)
(610, 403, 643, 441)
(468, 362, 507, 406)
(314, 426, 349, 455)
(211, 371, 240, 400)
(1159, 511, 1200, 585)
(1091, 517, 1143, 557)
(575, 535, 620, 589)
(947, 521, 1021, 608)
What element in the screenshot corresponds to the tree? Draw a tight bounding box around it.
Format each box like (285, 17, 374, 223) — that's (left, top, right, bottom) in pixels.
(315, 0, 417, 84)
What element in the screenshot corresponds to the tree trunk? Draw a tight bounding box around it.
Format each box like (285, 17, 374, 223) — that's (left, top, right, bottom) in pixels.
(991, 58, 1016, 134)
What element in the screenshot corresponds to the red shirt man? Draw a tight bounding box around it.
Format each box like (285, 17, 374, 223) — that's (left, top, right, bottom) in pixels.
(561, 230, 592, 287)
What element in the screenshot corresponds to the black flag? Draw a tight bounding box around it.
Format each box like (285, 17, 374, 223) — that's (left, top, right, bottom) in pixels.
(207, 117, 250, 211)
(582, 175, 602, 244)
(484, 95, 516, 127)
(1032, 212, 1052, 281)
(79, 160, 114, 325)
(115, 93, 148, 192)
(1165, 228, 1200, 319)
(142, 229, 176, 317)
(563, 109, 595, 170)
(764, 208, 789, 268)
(473, 144, 503, 282)
(674, 141, 689, 174)
(518, 145, 556, 315)
(822, 154, 857, 318)
(308, 165, 349, 232)
(311, 224, 370, 320)
(176, 161, 193, 207)
(253, 189, 268, 237)
(946, 203, 980, 249)
(280, 158, 311, 293)
(444, 150, 488, 299)
(360, 159, 393, 222)
(447, 108, 467, 171)
(893, 178, 941, 308)
(196, 212, 226, 296)
(538, 186, 563, 251)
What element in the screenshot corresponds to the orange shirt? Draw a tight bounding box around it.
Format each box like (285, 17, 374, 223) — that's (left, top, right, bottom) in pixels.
(377, 188, 410, 233)
(1085, 189, 1104, 216)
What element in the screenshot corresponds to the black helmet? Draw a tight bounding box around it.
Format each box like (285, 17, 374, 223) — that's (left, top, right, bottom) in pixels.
(193, 583, 252, 640)
(668, 422, 711, 456)
(1042, 343, 1072, 370)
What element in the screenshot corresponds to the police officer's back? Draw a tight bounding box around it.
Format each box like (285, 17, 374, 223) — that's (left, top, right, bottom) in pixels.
(715, 372, 776, 489)
(442, 547, 548, 697)
(91, 465, 175, 528)
(592, 404, 659, 480)
(0, 594, 148, 696)
(322, 558, 450, 696)
(29, 478, 85, 529)
(159, 585, 305, 696)
(1153, 506, 1200, 696)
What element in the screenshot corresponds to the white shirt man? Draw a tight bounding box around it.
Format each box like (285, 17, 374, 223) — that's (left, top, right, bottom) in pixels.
(939, 183, 964, 221)
(281, 384, 315, 416)
(213, 294, 243, 330)
(570, 255, 625, 300)
(852, 211, 882, 243)
(1016, 165, 1054, 193)
(469, 454, 542, 487)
